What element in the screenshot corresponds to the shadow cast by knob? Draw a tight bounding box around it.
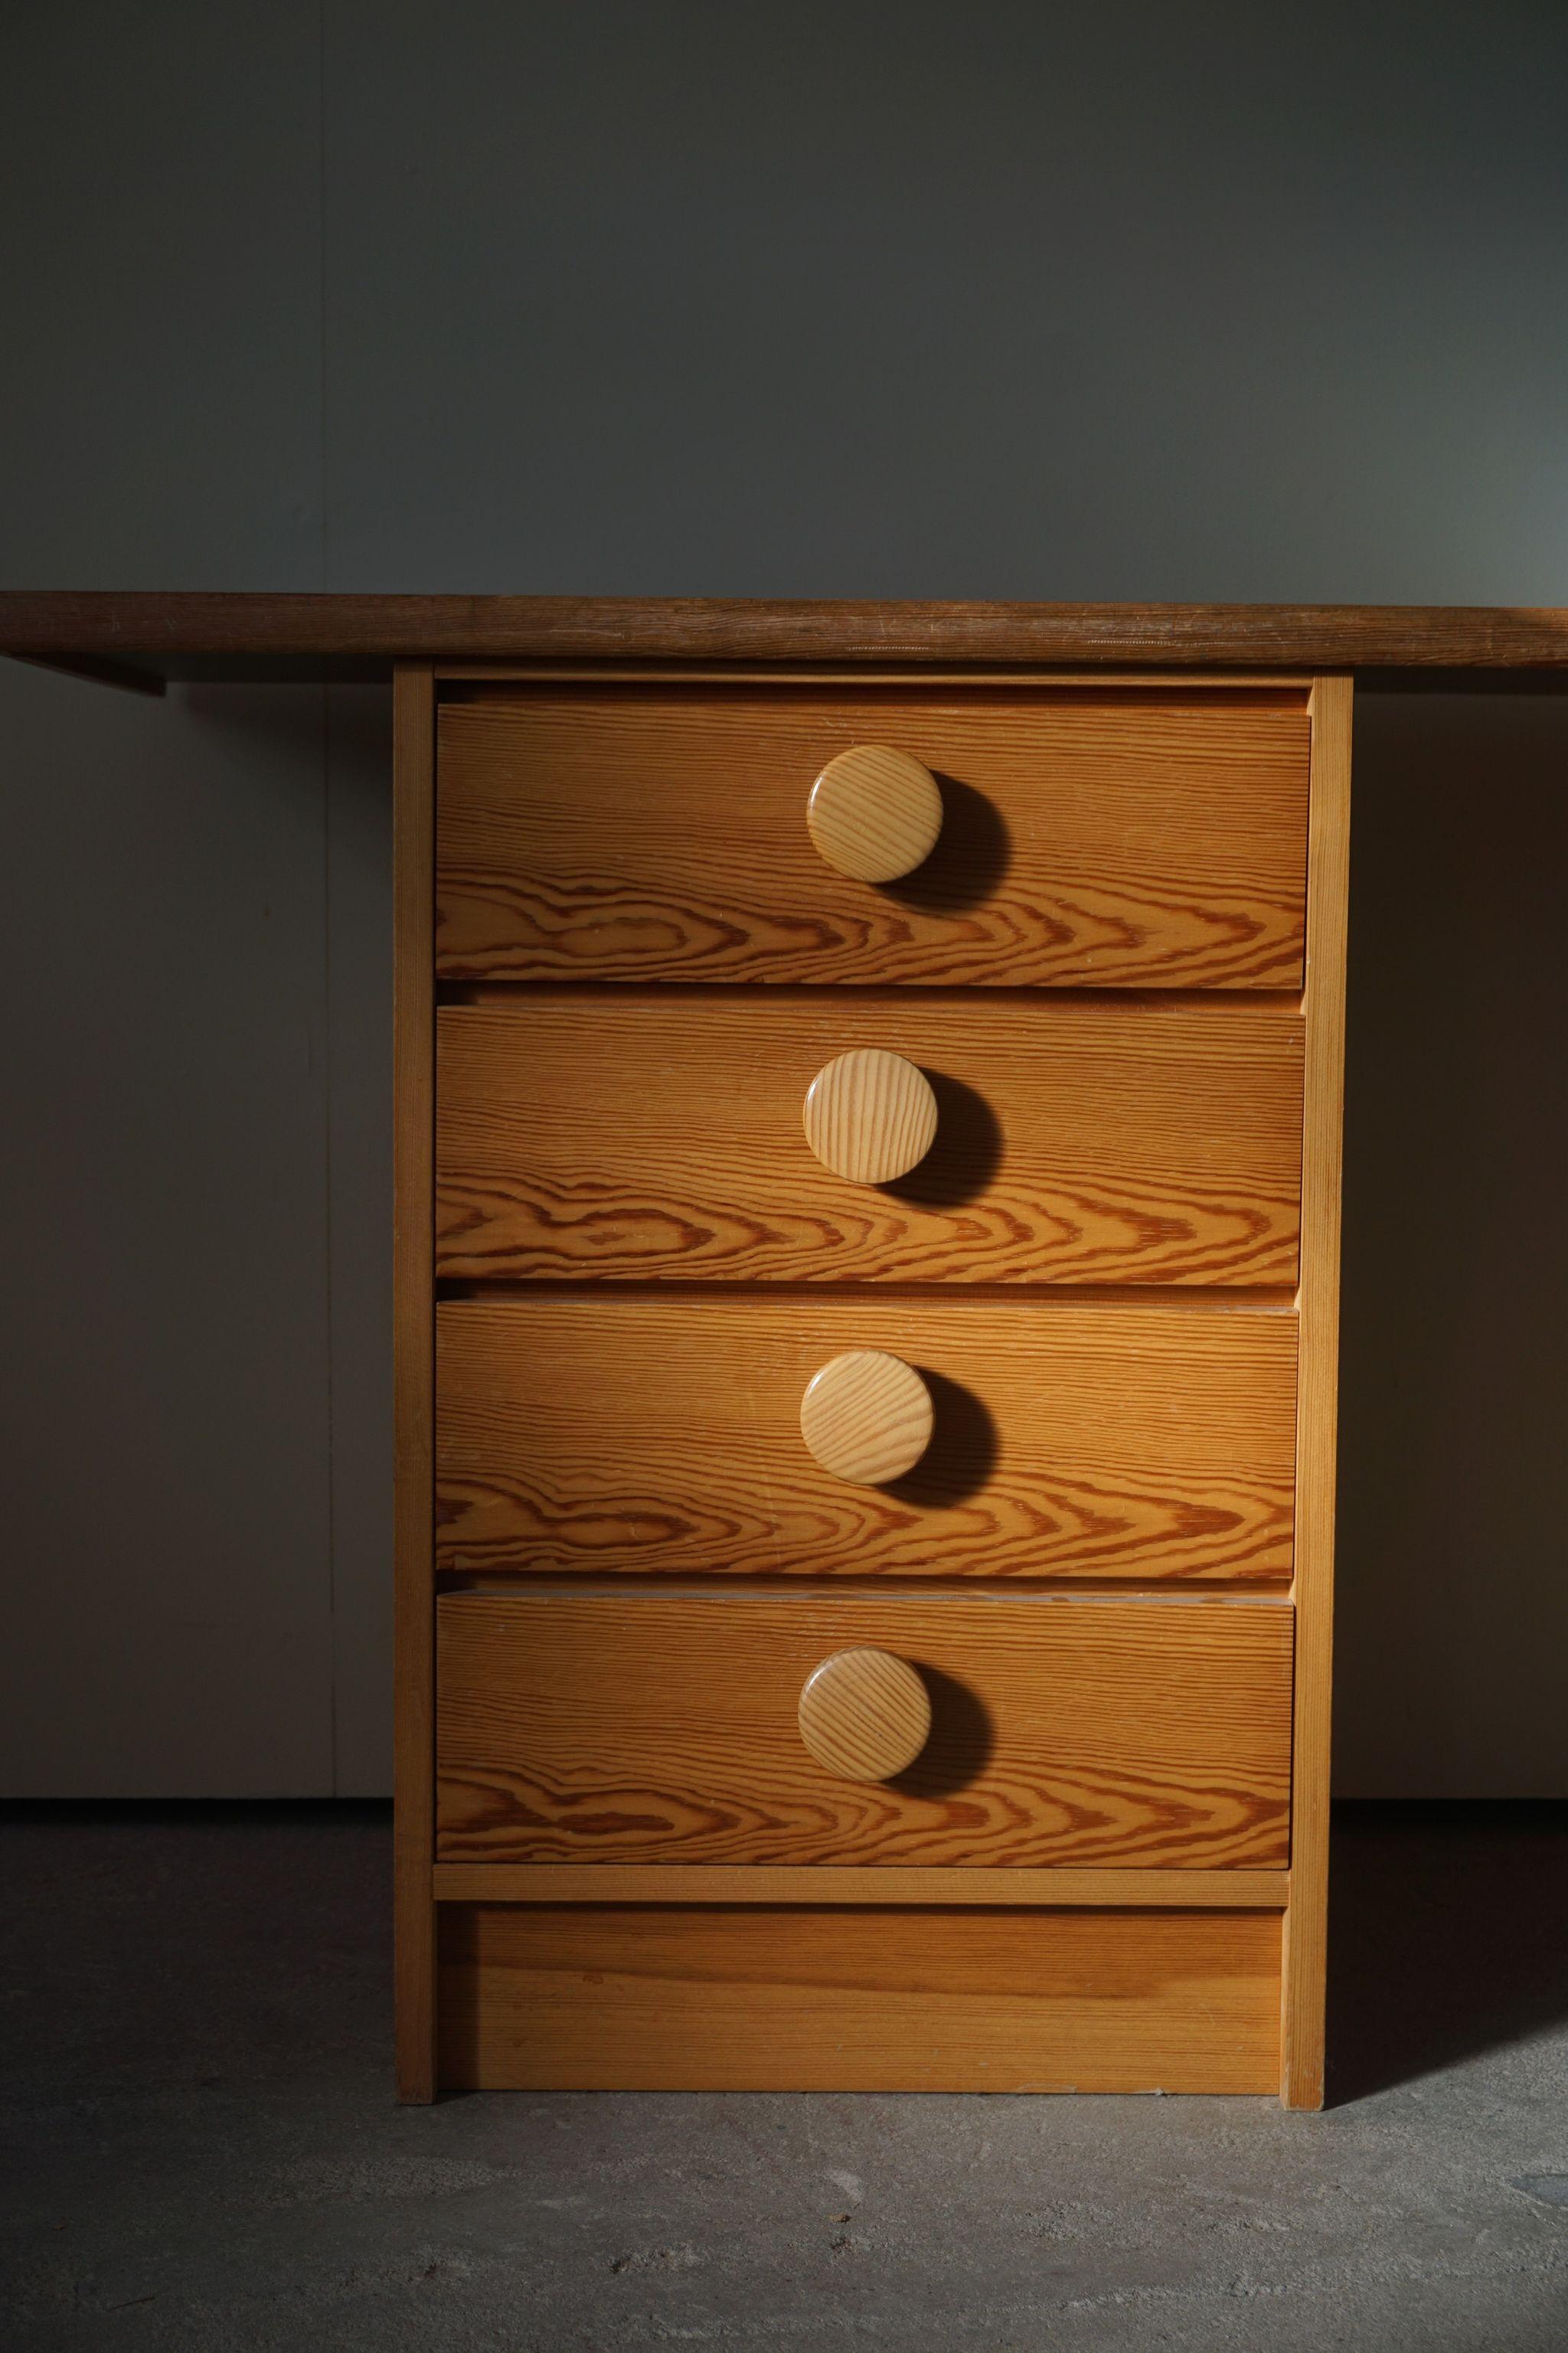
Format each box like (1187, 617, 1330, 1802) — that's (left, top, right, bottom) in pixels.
(883, 774, 1011, 909)
(882, 1070, 1004, 1207)
(888, 1666, 995, 1799)
(887, 1371, 999, 1508)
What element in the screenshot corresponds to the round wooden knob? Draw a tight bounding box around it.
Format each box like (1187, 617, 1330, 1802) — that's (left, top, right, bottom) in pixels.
(799, 1350, 933, 1485)
(807, 746, 943, 881)
(802, 1049, 938, 1184)
(797, 1648, 932, 1782)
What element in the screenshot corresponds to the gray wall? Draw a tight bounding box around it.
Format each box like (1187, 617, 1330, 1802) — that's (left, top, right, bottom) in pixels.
(3, 2, 1566, 1795)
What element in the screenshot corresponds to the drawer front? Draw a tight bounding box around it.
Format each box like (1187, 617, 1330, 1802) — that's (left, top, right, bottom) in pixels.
(438, 1905, 1282, 2093)
(435, 688, 1308, 988)
(436, 994, 1304, 1286)
(436, 1298, 1296, 1583)
(435, 1591, 1293, 1868)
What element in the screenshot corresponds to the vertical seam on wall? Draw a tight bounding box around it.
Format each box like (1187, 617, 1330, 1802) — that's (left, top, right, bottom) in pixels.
(318, 3, 338, 1791)
(324, 683, 338, 1791)
(318, 0, 329, 592)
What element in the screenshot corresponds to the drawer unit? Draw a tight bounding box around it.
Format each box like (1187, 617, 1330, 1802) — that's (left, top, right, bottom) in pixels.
(435, 1590, 1293, 1869)
(435, 1296, 1298, 1583)
(396, 660, 1349, 2110)
(435, 686, 1309, 987)
(436, 992, 1305, 1286)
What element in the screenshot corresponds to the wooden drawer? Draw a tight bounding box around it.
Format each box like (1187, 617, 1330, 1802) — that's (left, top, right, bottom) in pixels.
(438, 1904, 1282, 2093)
(434, 686, 1308, 988)
(436, 992, 1304, 1286)
(436, 1297, 1296, 1583)
(435, 1590, 1293, 1868)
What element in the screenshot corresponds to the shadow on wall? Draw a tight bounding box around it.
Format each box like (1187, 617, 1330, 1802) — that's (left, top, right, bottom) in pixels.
(1334, 692, 1568, 1797)
(1328, 1800, 1568, 2101)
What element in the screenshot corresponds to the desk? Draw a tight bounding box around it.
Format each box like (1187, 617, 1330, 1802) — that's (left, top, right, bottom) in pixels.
(7, 595, 1562, 2107)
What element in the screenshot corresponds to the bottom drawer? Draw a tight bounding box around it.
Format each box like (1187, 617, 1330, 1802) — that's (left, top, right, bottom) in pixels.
(438, 1904, 1282, 2093)
(436, 1589, 1293, 1869)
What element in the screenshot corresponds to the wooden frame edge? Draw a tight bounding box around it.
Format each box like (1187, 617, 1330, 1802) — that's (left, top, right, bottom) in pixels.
(430, 664, 1316, 690)
(393, 664, 437, 2102)
(1282, 675, 1352, 2108)
(431, 1865, 1290, 1908)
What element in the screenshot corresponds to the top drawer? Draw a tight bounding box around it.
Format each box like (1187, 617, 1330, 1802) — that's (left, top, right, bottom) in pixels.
(435, 686, 1309, 988)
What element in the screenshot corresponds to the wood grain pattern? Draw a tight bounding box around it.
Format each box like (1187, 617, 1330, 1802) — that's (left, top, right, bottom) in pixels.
(11, 589, 1568, 678)
(435, 689, 1309, 988)
(430, 1864, 1291, 1907)
(435, 1589, 1293, 1868)
(798, 1348, 934, 1485)
(434, 1295, 1298, 1583)
(796, 1648, 933, 1781)
(392, 665, 437, 2104)
(435, 993, 1305, 1287)
(1282, 677, 1352, 2110)
(436, 1904, 1283, 2091)
(806, 742, 944, 880)
(801, 1048, 939, 1182)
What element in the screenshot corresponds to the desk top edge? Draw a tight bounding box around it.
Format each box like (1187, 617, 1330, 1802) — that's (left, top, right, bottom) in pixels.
(6, 593, 1568, 688)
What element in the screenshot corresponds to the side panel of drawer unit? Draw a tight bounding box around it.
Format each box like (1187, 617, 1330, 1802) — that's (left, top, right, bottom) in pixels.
(435, 687, 1308, 988)
(435, 1590, 1293, 1870)
(436, 1296, 1297, 1583)
(435, 994, 1304, 1286)
(437, 1904, 1283, 2093)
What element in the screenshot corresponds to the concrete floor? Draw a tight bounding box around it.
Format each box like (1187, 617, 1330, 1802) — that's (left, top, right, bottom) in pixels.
(3, 1806, 1568, 2351)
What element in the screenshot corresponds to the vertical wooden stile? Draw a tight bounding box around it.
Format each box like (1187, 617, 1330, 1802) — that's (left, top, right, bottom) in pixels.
(393, 664, 437, 2101)
(1281, 674, 1352, 2107)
